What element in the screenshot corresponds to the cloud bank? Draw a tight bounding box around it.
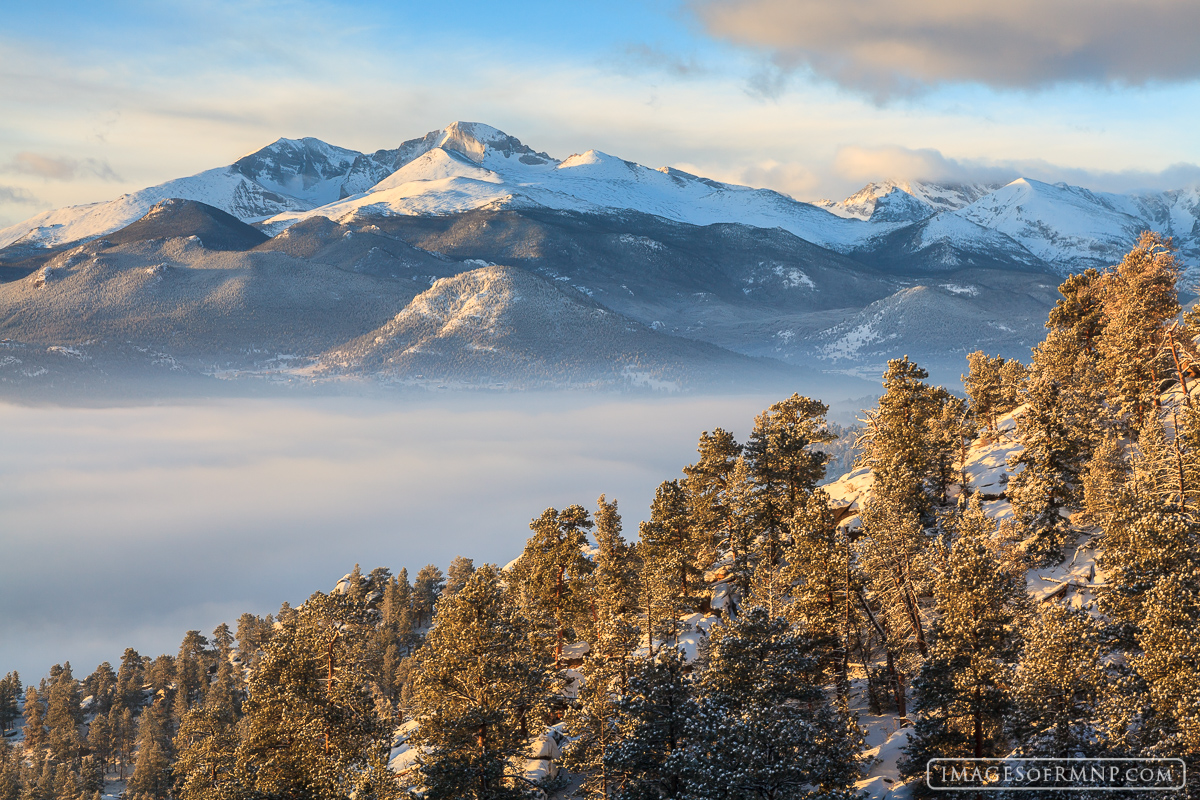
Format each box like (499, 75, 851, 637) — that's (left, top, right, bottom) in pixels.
(691, 0, 1200, 94)
(0, 392, 866, 682)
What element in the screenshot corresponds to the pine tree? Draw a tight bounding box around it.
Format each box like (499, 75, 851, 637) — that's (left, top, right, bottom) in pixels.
(114, 649, 145, 713)
(857, 357, 960, 517)
(413, 564, 446, 628)
(677, 608, 863, 800)
(445, 556, 476, 597)
(1007, 330, 1106, 564)
(85, 712, 111, 775)
(1009, 604, 1107, 758)
(638, 481, 705, 641)
(234, 613, 271, 673)
(0, 739, 20, 800)
(1094, 232, 1181, 429)
(784, 489, 857, 702)
(45, 663, 83, 763)
(234, 589, 395, 800)
(22, 686, 46, 754)
(857, 487, 931, 673)
(174, 631, 210, 718)
(0, 673, 19, 734)
(127, 710, 172, 800)
(963, 351, 1022, 435)
(1047, 267, 1106, 355)
(604, 649, 695, 800)
(383, 568, 416, 656)
(683, 428, 742, 559)
(173, 683, 239, 800)
(564, 496, 640, 800)
(409, 565, 550, 800)
(80, 664, 115, 717)
(510, 505, 594, 662)
(113, 707, 136, 779)
(901, 497, 1025, 792)
(743, 394, 833, 541)
(50, 763, 75, 800)
(1135, 572, 1200, 755)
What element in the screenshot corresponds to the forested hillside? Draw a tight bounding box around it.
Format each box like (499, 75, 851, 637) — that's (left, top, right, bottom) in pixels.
(1, 233, 1197, 799)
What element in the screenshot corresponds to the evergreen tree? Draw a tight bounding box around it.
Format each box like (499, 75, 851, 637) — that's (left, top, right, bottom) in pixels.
(784, 490, 857, 701)
(85, 712, 111, 775)
(1009, 604, 1107, 758)
(1135, 572, 1200, 755)
(383, 568, 416, 656)
(127, 710, 172, 800)
(44, 663, 83, 763)
(50, 764, 75, 800)
(1046, 267, 1106, 355)
(1007, 330, 1106, 564)
(638, 481, 705, 642)
(963, 351, 1013, 434)
(1094, 232, 1181, 429)
(564, 496, 639, 800)
(857, 357, 960, 516)
(113, 707, 136, 780)
(0, 673, 19, 734)
(409, 565, 550, 800)
(0, 739, 19, 800)
(901, 497, 1025, 792)
(234, 589, 394, 800)
(174, 631, 210, 717)
(857, 488, 931, 673)
(234, 613, 272, 673)
(677, 608, 863, 800)
(413, 564, 446, 628)
(510, 505, 594, 662)
(114, 649, 145, 713)
(22, 686, 46, 754)
(445, 556, 476, 597)
(604, 649, 695, 800)
(682, 428, 742, 558)
(81, 664, 115, 717)
(743, 394, 833, 541)
(173, 684, 240, 800)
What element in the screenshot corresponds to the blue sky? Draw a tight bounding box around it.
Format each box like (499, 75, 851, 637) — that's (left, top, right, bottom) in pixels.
(2, 0, 1200, 227)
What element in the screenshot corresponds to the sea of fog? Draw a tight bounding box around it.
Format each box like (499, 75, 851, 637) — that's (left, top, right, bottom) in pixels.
(0, 390, 874, 681)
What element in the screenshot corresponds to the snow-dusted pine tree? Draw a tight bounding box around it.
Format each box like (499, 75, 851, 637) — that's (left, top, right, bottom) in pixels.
(409, 565, 550, 800)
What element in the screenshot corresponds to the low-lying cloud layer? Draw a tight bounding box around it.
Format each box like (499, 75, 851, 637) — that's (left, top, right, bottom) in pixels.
(0, 392, 864, 681)
(691, 0, 1200, 94)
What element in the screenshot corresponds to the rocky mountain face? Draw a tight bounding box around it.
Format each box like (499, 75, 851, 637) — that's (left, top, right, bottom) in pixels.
(1, 121, 1195, 393)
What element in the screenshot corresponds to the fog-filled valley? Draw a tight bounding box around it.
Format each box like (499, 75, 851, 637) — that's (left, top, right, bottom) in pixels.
(0, 389, 870, 681)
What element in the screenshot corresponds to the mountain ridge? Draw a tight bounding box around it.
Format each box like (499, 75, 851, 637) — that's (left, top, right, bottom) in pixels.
(7, 121, 1196, 278)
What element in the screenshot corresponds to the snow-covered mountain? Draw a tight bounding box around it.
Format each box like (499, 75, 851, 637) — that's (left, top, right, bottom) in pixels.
(814, 180, 1000, 222)
(0, 137, 396, 250)
(4, 121, 1199, 278)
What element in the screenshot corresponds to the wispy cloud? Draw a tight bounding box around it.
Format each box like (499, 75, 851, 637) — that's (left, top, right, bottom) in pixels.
(690, 0, 1200, 96)
(4, 152, 122, 182)
(616, 43, 709, 79)
(0, 184, 38, 204)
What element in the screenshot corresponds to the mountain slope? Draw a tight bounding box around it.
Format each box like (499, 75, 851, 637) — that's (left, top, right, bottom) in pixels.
(324, 264, 805, 389)
(0, 138, 394, 250)
(103, 199, 268, 251)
